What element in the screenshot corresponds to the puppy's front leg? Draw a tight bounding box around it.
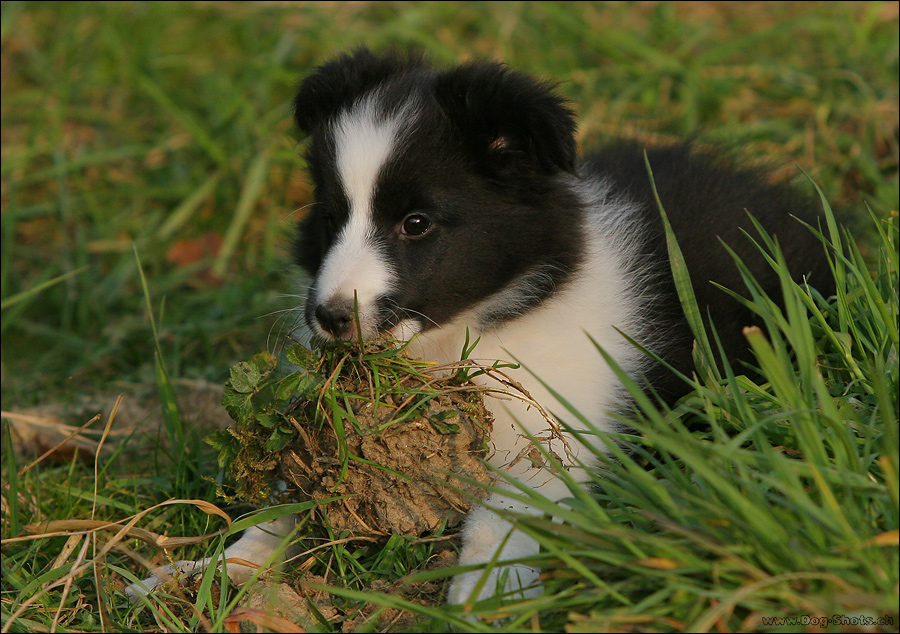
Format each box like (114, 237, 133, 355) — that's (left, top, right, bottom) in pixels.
(446, 476, 571, 605)
(217, 514, 298, 585)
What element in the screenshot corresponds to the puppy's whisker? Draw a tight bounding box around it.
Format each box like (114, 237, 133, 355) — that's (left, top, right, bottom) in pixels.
(398, 306, 442, 330)
(383, 299, 442, 331)
(284, 201, 320, 220)
(259, 307, 300, 320)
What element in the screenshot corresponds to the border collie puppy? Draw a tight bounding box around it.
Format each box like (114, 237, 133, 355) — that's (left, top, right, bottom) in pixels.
(128, 49, 832, 605)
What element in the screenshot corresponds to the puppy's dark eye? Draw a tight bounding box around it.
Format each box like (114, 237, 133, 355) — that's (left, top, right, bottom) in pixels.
(401, 214, 432, 238)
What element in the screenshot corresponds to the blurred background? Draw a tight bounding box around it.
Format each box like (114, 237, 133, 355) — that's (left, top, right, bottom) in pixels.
(2, 0, 897, 418)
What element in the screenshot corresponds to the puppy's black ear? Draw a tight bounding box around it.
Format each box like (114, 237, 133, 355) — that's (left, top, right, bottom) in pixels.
(294, 48, 426, 133)
(434, 61, 577, 175)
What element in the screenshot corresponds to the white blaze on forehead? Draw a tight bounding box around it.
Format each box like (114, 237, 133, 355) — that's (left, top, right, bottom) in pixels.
(336, 97, 403, 214)
(314, 96, 409, 334)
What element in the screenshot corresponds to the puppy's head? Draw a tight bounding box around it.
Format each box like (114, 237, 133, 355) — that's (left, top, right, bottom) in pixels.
(292, 48, 583, 343)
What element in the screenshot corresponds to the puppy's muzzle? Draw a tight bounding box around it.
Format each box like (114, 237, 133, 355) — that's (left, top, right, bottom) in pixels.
(314, 299, 356, 339)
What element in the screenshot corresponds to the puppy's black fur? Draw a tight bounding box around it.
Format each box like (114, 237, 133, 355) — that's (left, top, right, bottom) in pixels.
(292, 49, 832, 400)
(582, 142, 831, 399)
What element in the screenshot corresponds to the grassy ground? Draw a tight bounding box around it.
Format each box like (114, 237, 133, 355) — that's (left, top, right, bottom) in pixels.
(1, 1, 898, 632)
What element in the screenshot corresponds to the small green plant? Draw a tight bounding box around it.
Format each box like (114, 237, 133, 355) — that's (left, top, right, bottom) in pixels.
(206, 345, 322, 503)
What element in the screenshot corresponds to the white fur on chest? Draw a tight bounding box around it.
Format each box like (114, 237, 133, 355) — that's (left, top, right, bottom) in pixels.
(404, 200, 646, 477)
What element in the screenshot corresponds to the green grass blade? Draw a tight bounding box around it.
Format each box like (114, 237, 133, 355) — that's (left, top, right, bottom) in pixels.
(213, 148, 270, 277)
(156, 172, 221, 240)
(644, 152, 721, 386)
(0, 265, 88, 319)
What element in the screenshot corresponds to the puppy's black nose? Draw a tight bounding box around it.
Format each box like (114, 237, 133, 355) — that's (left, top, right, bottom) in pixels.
(315, 300, 355, 339)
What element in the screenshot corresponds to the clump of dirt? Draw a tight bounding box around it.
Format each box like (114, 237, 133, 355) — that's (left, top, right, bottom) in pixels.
(281, 376, 493, 535)
(209, 340, 495, 537)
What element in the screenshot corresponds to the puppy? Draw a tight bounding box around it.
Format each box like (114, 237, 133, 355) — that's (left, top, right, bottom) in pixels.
(128, 49, 831, 605)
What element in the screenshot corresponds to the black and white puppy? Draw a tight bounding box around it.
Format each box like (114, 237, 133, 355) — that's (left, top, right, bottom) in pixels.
(128, 49, 831, 604)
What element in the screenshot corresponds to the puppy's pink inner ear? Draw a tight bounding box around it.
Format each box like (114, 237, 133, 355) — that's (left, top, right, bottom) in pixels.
(489, 136, 511, 152)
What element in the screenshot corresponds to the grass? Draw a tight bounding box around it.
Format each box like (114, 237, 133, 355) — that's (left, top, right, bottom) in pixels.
(1, 1, 898, 632)
(482, 185, 898, 632)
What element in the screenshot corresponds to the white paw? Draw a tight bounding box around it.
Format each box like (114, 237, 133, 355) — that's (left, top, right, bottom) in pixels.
(446, 500, 544, 607)
(125, 559, 209, 600)
(124, 515, 296, 601)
